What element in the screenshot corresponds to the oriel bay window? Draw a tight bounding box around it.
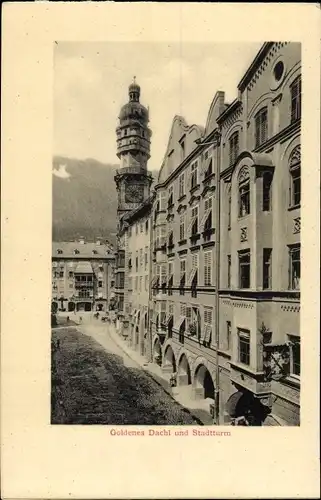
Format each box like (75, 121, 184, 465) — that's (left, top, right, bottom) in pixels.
(238, 328, 250, 366)
(238, 167, 250, 217)
(229, 131, 239, 167)
(255, 107, 268, 148)
(239, 250, 251, 289)
(289, 245, 300, 290)
(290, 76, 301, 123)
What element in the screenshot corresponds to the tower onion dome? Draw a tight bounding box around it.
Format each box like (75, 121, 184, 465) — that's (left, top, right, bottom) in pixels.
(118, 78, 149, 123)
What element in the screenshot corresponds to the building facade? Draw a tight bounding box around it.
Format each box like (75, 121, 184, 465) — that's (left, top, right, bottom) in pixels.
(52, 238, 115, 313)
(113, 80, 154, 337)
(114, 42, 301, 426)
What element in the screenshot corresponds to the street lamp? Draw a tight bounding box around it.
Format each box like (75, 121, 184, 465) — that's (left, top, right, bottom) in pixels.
(195, 129, 222, 425)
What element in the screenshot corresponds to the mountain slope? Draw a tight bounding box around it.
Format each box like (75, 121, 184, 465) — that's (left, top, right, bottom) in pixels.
(52, 156, 158, 243)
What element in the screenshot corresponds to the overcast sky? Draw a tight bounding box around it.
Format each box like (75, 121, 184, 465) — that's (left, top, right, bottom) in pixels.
(54, 42, 262, 171)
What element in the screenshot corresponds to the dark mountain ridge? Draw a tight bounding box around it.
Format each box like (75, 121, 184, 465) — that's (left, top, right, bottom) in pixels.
(52, 156, 158, 244)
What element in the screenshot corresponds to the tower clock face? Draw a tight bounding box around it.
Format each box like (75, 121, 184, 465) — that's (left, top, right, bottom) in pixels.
(125, 184, 144, 203)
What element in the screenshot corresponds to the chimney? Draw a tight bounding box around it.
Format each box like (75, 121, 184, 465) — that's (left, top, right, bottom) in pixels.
(96, 237, 101, 246)
(79, 236, 85, 245)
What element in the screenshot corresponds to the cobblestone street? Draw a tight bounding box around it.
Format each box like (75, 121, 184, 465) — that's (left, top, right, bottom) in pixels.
(51, 323, 200, 425)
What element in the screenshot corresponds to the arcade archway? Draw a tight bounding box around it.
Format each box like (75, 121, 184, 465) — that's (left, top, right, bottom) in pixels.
(68, 302, 75, 312)
(178, 353, 192, 386)
(194, 364, 215, 400)
(163, 345, 176, 374)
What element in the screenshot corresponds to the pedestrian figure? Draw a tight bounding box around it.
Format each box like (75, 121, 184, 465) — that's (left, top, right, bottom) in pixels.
(170, 372, 177, 388)
(66, 316, 70, 323)
(79, 316, 82, 323)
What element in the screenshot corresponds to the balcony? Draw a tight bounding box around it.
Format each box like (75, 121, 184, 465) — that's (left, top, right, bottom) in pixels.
(75, 281, 94, 288)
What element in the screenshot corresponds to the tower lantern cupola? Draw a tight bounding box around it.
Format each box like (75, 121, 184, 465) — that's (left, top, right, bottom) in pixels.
(129, 76, 140, 102)
(114, 79, 153, 218)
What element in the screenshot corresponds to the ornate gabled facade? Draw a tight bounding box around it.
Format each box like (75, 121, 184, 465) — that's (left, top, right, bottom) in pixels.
(51, 238, 115, 313)
(114, 43, 301, 426)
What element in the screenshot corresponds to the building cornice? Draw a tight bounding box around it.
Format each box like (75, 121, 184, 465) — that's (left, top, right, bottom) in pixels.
(237, 42, 274, 92)
(217, 98, 242, 125)
(219, 289, 300, 301)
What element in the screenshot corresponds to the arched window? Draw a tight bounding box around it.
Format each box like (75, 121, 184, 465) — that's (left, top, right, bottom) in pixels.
(238, 167, 250, 217)
(289, 146, 301, 207)
(290, 76, 301, 123)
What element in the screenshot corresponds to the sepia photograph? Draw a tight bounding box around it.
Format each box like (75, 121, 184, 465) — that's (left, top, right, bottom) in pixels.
(51, 41, 301, 427)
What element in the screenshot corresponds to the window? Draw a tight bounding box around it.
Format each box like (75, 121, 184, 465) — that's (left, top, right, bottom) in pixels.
(239, 250, 250, 289)
(135, 276, 138, 291)
(139, 276, 143, 292)
(229, 131, 239, 167)
(180, 139, 185, 159)
(119, 274, 124, 288)
(140, 248, 143, 266)
(263, 248, 272, 289)
(180, 259, 186, 295)
(188, 253, 198, 291)
(135, 252, 139, 271)
(161, 264, 167, 293)
(239, 167, 250, 217)
(227, 255, 231, 288)
(159, 191, 167, 211)
(289, 147, 301, 207)
(145, 219, 149, 232)
(227, 186, 232, 229)
(203, 308, 213, 345)
(288, 335, 300, 377)
(189, 206, 199, 236)
(238, 328, 250, 365)
(201, 196, 213, 232)
(204, 250, 212, 286)
(178, 173, 185, 198)
(98, 280, 103, 288)
(179, 214, 185, 241)
(68, 271, 73, 278)
(289, 246, 300, 290)
(136, 224, 138, 235)
(59, 271, 64, 278)
(255, 107, 268, 147)
(168, 186, 174, 207)
(168, 230, 174, 248)
(144, 247, 148, 270)
(190, 161, 198, 189)
(145, 275, 148, 291)
(57, 249, 63, 255)
(263, 172, 273, 211)
(226, 321, 231, 351)
(168, 262, 174, 296)
(290, 76, 301, 123)
(140, 223, 144, 233)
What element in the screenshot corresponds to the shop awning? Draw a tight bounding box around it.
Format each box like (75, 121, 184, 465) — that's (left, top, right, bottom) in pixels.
(174, 315, 185, 332)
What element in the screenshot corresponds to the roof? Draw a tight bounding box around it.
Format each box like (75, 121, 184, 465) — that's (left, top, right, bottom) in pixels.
(52, 241, 115, 260)
(74, 261, 94, 274)
(237, 42, 274, 92)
